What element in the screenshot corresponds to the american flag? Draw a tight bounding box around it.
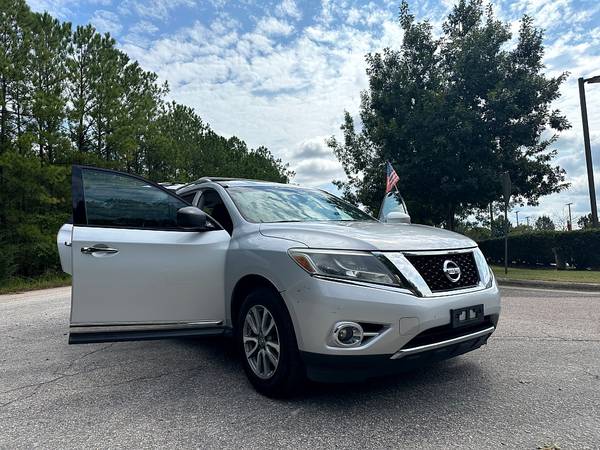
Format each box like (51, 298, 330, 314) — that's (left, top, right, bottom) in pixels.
(385, 161, 400, 193)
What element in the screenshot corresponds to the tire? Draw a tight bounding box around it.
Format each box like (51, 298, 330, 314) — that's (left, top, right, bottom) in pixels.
(236, 287, 305, 397)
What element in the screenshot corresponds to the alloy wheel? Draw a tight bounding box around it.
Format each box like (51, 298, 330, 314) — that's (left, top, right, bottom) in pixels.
(243, 305, 280, 379)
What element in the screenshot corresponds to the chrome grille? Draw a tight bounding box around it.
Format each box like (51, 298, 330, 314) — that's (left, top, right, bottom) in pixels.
(404, 251, 480, 292)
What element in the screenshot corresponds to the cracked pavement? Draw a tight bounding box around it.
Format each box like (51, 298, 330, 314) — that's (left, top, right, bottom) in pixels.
(1, 286, 599, 449)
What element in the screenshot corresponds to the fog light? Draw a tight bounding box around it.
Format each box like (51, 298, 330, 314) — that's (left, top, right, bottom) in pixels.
(332, 322, 364, 347)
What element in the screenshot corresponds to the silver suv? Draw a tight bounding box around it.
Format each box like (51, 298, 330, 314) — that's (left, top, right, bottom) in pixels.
(57, 166, 500, 396)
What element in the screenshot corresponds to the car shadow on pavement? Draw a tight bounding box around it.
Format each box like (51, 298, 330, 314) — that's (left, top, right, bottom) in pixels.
(176, 335, 491, 403)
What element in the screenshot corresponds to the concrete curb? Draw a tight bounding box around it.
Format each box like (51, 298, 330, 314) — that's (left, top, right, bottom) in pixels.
(497, 278, 600, 292)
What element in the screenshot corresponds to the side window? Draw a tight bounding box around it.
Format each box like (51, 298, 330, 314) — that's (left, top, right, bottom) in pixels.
(79, 168, 188, 229)
(179, 191, 197, 205)
(198, 189, 234, 234)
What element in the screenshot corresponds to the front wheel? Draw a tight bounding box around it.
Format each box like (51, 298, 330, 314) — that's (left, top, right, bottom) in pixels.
(236, 287, 304, 397)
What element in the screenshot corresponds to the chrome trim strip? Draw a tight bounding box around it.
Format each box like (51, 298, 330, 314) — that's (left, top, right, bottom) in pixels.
(423, 284, 488, 298)
(390, 326, 495, 360)
(379, 252, 431, 297)
(70, 320, 223, 334)
(362, 332, 379, 337)
(401, 247, 477, 256)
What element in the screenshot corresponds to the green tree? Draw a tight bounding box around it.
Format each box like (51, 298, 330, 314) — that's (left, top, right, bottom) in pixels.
(112, 61, 166, 172)
(511, 224, 533, 234)
(0, 151, 70, 277)
(577, 213, 593, 230)
(89, 34, 125, 163)
(328, 0, 569, 229)
(27, 12, 71, 162)
(535, 215, 555, 231)
(0, 0, 32, 154)
(67, 24, 101, 154)
(491, 215, 511, 238)
(143, 102, 292, 183)
(0, 1, 292, 283)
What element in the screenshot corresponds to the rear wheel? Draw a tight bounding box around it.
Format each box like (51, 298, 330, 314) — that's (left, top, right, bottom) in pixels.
(236, 287, 304, 397)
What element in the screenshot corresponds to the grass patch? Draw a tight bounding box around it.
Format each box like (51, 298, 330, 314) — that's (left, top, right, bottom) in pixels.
(0, 272, 71, 295)
(492, 265, 600, 284)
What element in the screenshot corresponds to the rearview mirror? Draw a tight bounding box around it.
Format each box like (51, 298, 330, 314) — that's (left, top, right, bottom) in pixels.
(177, 206, 208, 230)
(385, 211, 411, 224)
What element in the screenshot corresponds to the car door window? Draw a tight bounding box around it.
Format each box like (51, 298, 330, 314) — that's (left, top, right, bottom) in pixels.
(179, 191, 197, 205)
(77, 167, 188, 229)
(198, 189, 234, 234)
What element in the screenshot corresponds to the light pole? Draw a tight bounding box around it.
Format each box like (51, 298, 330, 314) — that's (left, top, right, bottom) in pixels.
(525, 216, 530, 227)
(515, 210, 520, 227)
(578, 75, 600, 228)
(566, 202, 573, 231)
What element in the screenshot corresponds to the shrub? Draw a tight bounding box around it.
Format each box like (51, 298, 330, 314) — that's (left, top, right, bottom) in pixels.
(478, 230, 600, 269)
(0, 241, 16, 282)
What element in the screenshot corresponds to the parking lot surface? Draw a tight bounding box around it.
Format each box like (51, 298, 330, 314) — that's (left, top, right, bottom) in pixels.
(1, 286, 599, 449)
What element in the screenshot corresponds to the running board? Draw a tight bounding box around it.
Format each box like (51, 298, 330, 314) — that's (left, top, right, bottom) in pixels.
(69, 322, 226, 344)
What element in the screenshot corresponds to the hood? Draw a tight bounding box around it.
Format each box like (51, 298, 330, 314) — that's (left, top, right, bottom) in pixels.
(259, 221, 476, 252)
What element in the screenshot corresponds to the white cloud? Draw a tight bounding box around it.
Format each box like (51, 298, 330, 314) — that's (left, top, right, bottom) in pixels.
(120, 11, 403, 188)
(276, 0, 302, 21)
(123, 20, 160, 46)
(129, 20, 159, 35)
(118, 0, 195, 22)
(509, 0, 598, 31)
(90, 9, 122, 35)
(255, 17, 294, 37)
(346, 7, 361, 25)
(28, 0, 110, 18)
(286, 137, 346, 185)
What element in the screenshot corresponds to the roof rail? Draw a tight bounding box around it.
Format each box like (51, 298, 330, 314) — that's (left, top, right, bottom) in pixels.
(186, 176, 270, 185)
(176, 176, 281, 192)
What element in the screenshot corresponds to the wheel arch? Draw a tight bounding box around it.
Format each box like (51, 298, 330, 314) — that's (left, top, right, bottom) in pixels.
(231, 274, 283, 329)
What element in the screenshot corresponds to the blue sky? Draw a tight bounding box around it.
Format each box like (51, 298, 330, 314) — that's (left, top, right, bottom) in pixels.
(28, 0, 600, 226)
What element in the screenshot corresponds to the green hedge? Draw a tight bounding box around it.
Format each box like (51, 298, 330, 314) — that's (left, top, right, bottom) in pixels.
(478, 230, 600, 269)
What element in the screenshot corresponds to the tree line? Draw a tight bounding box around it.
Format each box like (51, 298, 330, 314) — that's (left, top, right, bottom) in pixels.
(0, 0, 292, 282)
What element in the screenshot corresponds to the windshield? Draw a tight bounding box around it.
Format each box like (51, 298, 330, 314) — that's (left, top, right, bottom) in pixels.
(227, 186, 375, 223)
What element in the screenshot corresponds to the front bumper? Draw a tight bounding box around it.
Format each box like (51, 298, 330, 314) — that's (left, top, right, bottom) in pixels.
(281, 276, 501, 381)
(301, 327, 492, 382)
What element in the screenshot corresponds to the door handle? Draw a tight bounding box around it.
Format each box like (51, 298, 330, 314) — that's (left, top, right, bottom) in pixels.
(81, 246, 119, 255)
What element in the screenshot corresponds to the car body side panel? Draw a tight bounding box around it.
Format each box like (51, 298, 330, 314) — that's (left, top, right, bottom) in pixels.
(224, 229, 311, 347)
(57, 223, 73, 275)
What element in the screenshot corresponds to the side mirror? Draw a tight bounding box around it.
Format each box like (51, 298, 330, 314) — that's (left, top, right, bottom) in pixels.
(177, 206, 208, 230)
(385, 211, 411, 224)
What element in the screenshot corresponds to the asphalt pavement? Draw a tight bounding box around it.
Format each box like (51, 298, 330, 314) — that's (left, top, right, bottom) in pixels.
(1, 286, 599, 449)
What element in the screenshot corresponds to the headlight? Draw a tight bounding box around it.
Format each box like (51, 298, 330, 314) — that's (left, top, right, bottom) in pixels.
(473, 247, 494, 288)
(288, 249, 406, 287)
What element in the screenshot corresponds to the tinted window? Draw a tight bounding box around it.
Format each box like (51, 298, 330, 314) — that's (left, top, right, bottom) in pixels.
(198, 189, 234, 234)
(82, 169, 187, 229)
(227, 186, 374, 223)
(180, 191, 197, 204)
